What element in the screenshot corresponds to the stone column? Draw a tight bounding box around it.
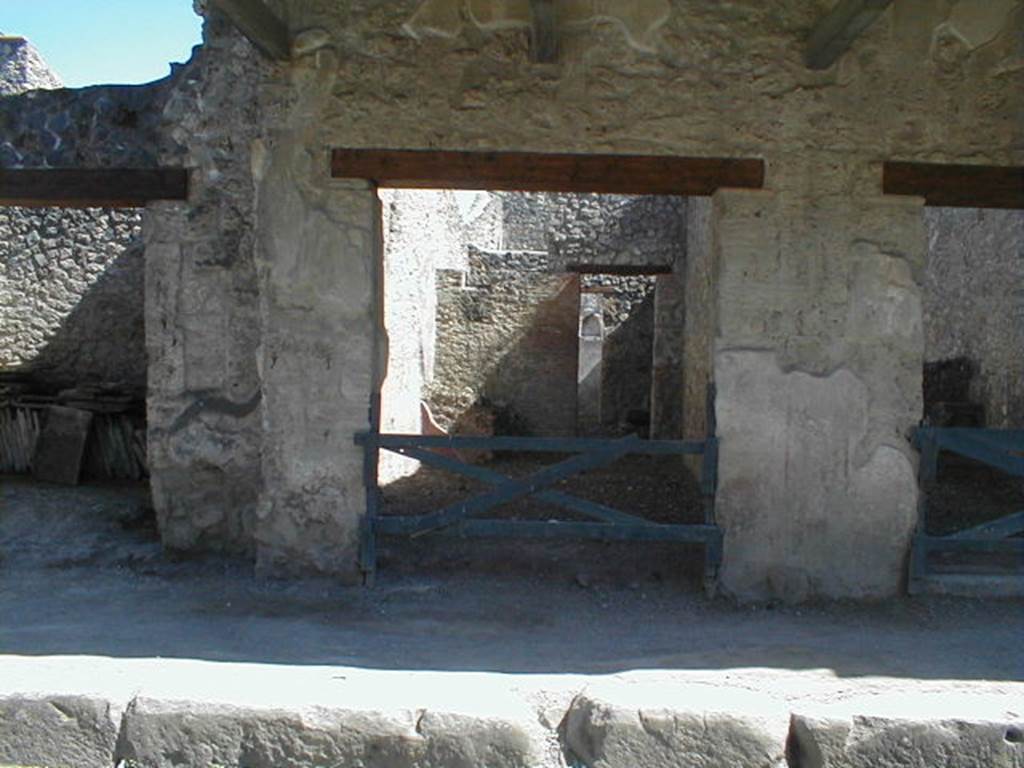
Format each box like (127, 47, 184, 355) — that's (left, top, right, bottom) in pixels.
(710, 188, 925, 601)
(251, 139, 384, 582)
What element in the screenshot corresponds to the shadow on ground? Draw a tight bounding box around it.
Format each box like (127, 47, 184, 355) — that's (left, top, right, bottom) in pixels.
(2, 476, 1022, 682)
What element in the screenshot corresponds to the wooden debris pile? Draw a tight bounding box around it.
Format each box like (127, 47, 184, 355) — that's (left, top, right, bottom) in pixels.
(0, 382, 146, 480)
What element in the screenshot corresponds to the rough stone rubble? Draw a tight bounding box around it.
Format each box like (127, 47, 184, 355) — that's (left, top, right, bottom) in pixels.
(0, 35, 62, 96)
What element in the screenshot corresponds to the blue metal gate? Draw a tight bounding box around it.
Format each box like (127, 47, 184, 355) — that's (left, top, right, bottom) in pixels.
(355, 424, 722, 589)
(910, 427, 1024, 591)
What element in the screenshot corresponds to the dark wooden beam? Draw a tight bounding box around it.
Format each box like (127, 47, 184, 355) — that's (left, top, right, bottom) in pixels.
(331, 149, 765, 196)
(568, 263, 672, 276)
(805, 0, 892, 70)
(883, 162, 1024, 209)
(208, 0, 290, 61)
(0, 168, 189, 208)
(530, 0, 558, 63)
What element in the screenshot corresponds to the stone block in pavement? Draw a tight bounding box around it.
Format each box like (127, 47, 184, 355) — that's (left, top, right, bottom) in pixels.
(564, 680, 789, 768)
(116, 696, 540, 768)
(790, 708, 1024, 768)
(0, 695, 120, 768)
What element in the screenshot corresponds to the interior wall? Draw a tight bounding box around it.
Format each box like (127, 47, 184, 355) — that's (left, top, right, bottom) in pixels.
(682, 197, 713, 448)
(712, 190, 924, 600)
(138, 0, 1023, 588)
(378, 188, 466, 483)
(428, 247, 579, 436)
(0, 206, 145, 395)
(923, 207, 1024, 428)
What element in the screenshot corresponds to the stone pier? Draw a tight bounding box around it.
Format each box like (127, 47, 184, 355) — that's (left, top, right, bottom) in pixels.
(710, 186, 925, 600)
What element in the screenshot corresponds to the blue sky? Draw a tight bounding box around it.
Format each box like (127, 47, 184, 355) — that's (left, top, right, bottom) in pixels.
(2, 1, 203, 87)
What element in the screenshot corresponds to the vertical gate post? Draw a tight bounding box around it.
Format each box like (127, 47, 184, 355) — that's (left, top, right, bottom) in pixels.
(909, 430, 937, 593)
(359, 393, 382, 584)
(701, 385, 720, 594)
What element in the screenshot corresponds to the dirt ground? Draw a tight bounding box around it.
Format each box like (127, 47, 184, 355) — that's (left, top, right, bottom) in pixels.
(1, 475, 1023, 682)
(924, 454, 1024, 574)
(378, 448, 1024, 581)
(926, 455, 1024, 536)
(378, 453, 708, 584)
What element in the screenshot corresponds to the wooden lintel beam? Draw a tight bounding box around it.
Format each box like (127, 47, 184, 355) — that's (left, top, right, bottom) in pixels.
(567, 263, 673, 276)
(530, 0, 558, 63)
(0, 168, 189, 208)
(331, 149, 765, 196)
(883, 162, 1024, 209)
(208, 0, 290, 61)
(805, 0, 892, 70)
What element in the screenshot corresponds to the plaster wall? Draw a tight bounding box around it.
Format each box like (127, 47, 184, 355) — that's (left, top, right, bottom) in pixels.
(145, 18, 270, 559)
(923, 208, 1024, 428)
(650, 272, 685, 439)
(149, 0, 1021, 592)
(253, 143, 381, 580)
(711, 190, 924, 600)
(378, 188, 465, 482)
(682, 197, 713, 445)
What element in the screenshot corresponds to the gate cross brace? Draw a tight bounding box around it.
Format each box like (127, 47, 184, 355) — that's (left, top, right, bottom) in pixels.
(406, 438, 641, 536)
(397, 445, 649, 526)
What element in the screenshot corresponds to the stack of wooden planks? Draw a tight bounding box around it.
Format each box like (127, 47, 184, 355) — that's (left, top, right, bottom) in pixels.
(0, 404, 42, 474)
(0, 383, 147, 479)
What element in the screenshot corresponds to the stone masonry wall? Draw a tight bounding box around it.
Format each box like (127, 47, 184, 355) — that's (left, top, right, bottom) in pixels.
(0, 35, 150, 395)
(682, 197, 713, 446)
(923, 208, 1024, 428)
(159, 0, 1022, 592)
(145, 14, 272, 560)
(0, 36, 62, 95)
(500, 192, 684, 272)
(0, 207, 145, 393)
(712, 190, 925, 600)
(379, 188, 466, 482)
(547, 195, 685, 272)
(0, 80, 170, 168)
(428, 247, 578, 436)
(44, 0, 1017, 590)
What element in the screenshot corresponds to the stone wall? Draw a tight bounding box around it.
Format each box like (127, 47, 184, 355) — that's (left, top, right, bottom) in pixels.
(682, 197, 713, 446)
(31, 0, 1015, 594)
(0, 36, 151, 396)
(923, 208, 1024, 428)
(0, 36, 62, 95)
(548, 195, 685, 272)
(711, 190, 924, 600)
(145, 14, 273, 561)
(0, 81, 170, 168)
(379, 188, 466, 482)
(0, 206, 145, 394)
(428, 247, 579, 436)
(380, 190, 672, 439)
(651, 271, 686, 439)
(599, 288, 654, 434)
(499, 192, 685, 271)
